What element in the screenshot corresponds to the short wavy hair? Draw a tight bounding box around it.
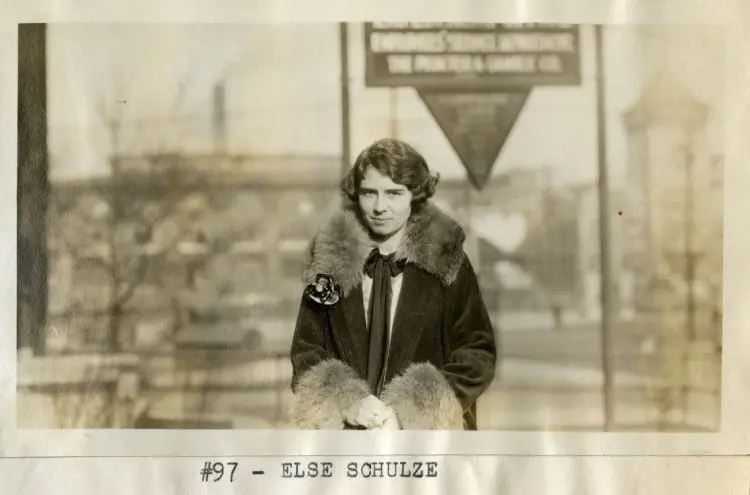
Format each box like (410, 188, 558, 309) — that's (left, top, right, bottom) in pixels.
(340, 138, 440, 208)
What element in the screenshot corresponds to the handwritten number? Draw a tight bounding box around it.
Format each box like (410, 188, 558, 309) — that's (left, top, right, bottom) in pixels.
(212, 462, 224, 482)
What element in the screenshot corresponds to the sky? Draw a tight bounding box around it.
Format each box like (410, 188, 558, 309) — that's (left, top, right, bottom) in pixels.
(46, 23, 726, 186)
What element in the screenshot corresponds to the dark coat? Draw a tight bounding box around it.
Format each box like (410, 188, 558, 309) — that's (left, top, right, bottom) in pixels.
(289, 200, 498, 430)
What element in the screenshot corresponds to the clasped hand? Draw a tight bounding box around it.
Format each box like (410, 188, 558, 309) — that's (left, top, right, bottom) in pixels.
(343, 395, 400, 430)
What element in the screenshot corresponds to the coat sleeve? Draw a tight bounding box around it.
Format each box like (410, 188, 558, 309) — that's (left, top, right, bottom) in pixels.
(380, 254, 498, 430)
(288, 295, 371, 429)
(440, 254, 498, 412)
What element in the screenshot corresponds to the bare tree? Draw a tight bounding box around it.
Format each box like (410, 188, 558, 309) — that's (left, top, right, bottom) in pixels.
(42, 82, 240, 426)
(58, 84, 234, 350)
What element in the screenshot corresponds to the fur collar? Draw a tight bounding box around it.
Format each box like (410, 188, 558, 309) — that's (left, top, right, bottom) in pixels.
(303, 199, 466, 296)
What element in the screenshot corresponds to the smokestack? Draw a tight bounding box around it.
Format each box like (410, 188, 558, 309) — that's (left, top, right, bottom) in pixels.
(212, 81, 226, 154)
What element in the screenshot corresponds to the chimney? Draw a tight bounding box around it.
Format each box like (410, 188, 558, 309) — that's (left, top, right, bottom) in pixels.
(212, 81, 227, 154)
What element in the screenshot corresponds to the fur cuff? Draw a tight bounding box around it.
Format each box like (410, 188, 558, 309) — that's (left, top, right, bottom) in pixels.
(290, 359, 371, 429)
(381, 363, 464, 430)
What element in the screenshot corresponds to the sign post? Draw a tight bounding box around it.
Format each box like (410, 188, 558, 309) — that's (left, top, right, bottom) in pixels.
(593, 24, 616, 431)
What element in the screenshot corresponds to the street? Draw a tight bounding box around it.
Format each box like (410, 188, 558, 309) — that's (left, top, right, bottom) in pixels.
(478, 317, 720, 431)
(499, 318, 650, 377)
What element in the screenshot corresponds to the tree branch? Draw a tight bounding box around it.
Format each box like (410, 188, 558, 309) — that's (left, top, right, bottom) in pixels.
(111, 188, 219, 309)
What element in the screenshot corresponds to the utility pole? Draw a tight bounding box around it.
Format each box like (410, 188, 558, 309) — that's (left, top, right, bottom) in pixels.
(464, 183, 479, 271)
(339, 22, 351, 177)
(390, 90, 399, 138)
(212, 81, 227, 154)
(595, 24, 616, 431)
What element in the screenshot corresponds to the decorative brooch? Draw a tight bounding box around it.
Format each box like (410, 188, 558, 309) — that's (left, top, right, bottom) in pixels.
(304, 274, 341, 306)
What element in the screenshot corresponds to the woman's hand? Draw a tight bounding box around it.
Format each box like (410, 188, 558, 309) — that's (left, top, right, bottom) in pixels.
(343, 395, 390, 429)
(373, 406, 400, 430)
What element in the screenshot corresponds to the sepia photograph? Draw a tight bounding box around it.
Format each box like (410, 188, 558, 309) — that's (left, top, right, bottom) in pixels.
(16, 21, 725, 432)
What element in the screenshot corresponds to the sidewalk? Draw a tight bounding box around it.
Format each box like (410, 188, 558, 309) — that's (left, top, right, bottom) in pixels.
(478, 358, 719, 431)
(495, 357, 652, 389)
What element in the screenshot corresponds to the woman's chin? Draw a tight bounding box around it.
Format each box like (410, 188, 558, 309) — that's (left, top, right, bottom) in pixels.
(368, 225, 397, 238)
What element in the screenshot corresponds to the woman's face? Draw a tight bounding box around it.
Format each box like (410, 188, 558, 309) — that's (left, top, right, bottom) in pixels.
(357, 166, 413, 238)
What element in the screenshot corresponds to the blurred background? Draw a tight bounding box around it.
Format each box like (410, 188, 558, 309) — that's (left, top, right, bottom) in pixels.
(17, 22, 724, 431)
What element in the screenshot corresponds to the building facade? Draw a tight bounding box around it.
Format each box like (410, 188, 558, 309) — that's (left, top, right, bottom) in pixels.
(31, 153, 587, 427)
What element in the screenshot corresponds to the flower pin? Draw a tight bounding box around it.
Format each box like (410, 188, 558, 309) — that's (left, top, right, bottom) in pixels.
(304, 274, 341, 306)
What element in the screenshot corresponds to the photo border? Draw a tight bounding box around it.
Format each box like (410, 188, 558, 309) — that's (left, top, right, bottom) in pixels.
(2, 0, 748, 458)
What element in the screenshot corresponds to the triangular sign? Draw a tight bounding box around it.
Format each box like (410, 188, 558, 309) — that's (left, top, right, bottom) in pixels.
(418, 90, 530, 191)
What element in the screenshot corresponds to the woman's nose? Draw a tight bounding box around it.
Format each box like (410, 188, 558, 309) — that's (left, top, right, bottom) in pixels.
(374, 195, 386, 212)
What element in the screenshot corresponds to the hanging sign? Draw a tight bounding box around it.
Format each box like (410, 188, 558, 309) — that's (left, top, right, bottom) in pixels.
(364, 22, 582, 89)
(418, 89, 530, 190)
(363, 22, 582, 190)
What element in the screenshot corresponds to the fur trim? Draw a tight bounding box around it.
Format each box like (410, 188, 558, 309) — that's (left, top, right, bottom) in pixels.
(381, 362, 464, 430)
(303, 201, 466, 296)
(290, 359, 371, 429)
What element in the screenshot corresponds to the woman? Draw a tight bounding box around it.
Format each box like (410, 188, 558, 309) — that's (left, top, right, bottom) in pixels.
(289, 138, 497, 430)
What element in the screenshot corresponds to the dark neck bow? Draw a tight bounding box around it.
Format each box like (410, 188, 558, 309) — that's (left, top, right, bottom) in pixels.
(363, 248, 406, 396)
(363, 248, 406, 278)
